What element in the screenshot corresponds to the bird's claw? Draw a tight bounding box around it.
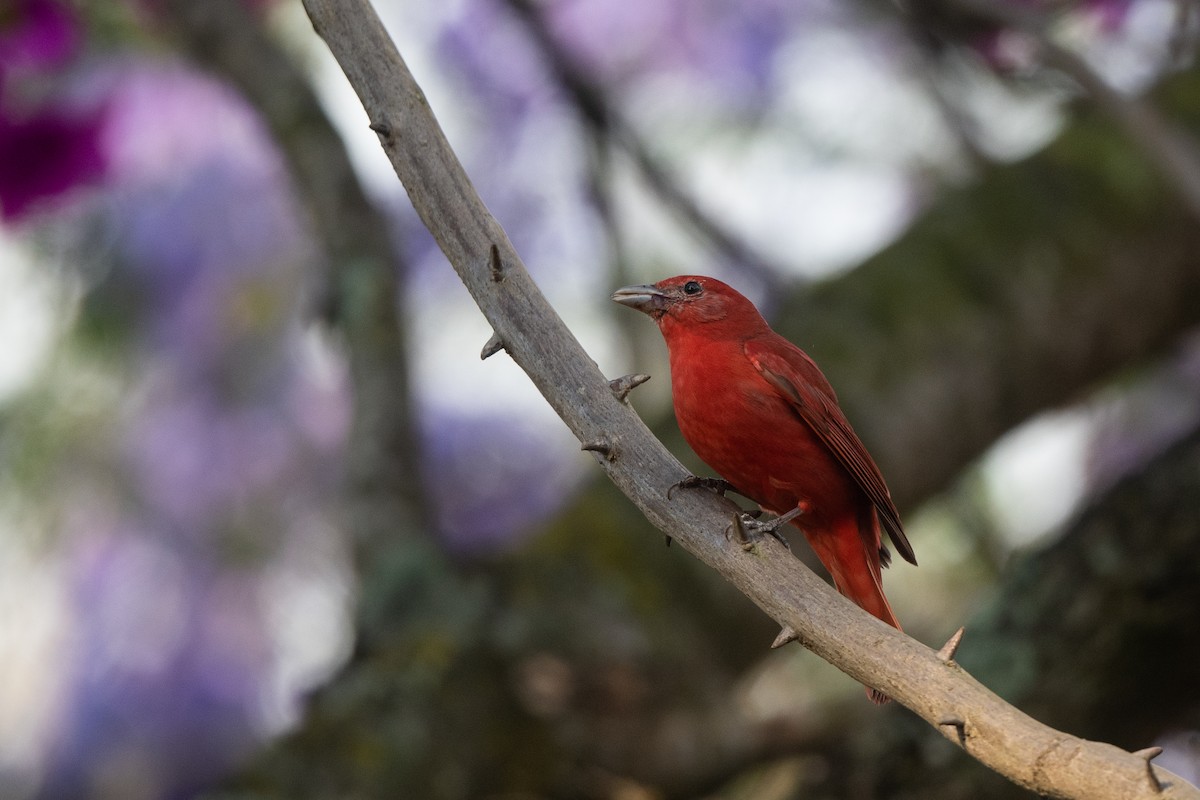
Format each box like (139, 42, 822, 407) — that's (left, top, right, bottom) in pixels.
(667, 475, 737, 500)
(725, 512, 794, 552)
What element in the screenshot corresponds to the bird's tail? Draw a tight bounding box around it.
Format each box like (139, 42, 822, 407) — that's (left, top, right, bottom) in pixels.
(798, 512, 900, 704)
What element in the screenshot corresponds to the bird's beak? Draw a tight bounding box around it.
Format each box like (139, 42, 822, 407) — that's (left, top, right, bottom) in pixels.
(612, 284, 669, 315)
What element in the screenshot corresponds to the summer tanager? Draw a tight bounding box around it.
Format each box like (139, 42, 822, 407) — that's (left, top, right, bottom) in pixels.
(613, 275, 916, 703)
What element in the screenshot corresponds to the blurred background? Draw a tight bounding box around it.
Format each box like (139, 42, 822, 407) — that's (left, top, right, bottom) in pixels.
(1, 0, 1199, 797)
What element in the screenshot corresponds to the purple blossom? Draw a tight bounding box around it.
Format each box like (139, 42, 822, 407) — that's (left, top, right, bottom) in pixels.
(40, 531, 267, 800)
(1082, 0, 1136, 32)
(422, 410, 581, 553)
(436, 0, 557, 154)
(23, 51, 351, 799)
(969, 0, 1138, 69)
(0, 105, 106, 221)
(544, 0, 803, 104)
(93, 62, 310, 375)
(123, 387, 295, 527)
(441, 0, 802, 116)
(98, 63, 281, 188)
(0, 0, 106, 221)
(0, 0, 80, 78)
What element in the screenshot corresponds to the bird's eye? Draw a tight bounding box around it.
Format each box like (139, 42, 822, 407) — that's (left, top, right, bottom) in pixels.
(683, 280, 702, 296)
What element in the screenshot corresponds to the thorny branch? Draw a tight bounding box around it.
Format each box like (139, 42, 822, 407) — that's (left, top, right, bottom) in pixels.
(300, 1, 1200, 798)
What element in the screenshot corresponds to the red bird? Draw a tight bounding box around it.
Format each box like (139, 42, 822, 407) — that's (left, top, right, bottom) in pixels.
(613, 275, 916, 703)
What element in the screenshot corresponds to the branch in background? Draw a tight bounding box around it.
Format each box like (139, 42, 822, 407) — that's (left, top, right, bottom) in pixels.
(1166, 0, 1200, 67)
(775, 70, 1200, 513)
(922, 0, 1200, 222)
(502, 0, 790, 292)
(157, 0, 431, 567)
(1021, 22, 1200, 221)
(893, 13, 997, 172)
(298, 1, 1200, 797)
(582, 128, 651, 368)
(960, 424, 1200, 783)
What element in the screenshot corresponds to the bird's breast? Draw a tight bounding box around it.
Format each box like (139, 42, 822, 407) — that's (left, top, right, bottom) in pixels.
(667, 338, 852, 518)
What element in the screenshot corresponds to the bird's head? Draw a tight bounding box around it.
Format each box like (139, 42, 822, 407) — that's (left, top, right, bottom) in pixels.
(611, 275, 767, 340)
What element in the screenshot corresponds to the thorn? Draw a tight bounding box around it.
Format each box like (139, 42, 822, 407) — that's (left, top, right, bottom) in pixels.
(480, 333, 505, 360)
(489, 243, 505, 282)
(724, 514, 754, 550)
(369, 120, 392, 138)
(580, 437, 615, 461)
(938, 716, 967, 746)
(1133, 747, 1164, 793)
(938, 627, 966, 663)
(608, 373, 650, 403)
(771, 626, 798, 649)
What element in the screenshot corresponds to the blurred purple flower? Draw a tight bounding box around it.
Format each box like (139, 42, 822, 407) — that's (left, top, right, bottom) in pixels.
(99, 61, 281, 185)
(544, 0, 799, 103)
(0, 106, 106, 220)
(970, 0, 1137, 70)
(40, 531, 267, 800)
(25, 53, 351, 800)
(423, 410, 581, 553)
(0, 0, 79, 78)
(1083, 0, 1135, 31)
(971, 27, 1037, 72)
(0, 0, 106, 221)
(124, 388, 294, 528)
(436, 0, 556, 154)
(91, 62, 309, 376)
(440, 0, 801, 118)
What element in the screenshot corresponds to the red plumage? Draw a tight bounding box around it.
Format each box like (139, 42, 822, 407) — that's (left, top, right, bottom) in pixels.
(613, 275, 916, 703)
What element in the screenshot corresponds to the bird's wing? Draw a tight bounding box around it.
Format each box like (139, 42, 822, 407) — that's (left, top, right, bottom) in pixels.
(745, 336, 917, 566)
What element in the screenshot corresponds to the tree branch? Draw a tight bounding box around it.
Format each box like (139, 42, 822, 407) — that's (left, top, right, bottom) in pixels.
(777, 78, 1200, 513)
(921, 0, 1200, 222)
(298, 1, 1200, 798)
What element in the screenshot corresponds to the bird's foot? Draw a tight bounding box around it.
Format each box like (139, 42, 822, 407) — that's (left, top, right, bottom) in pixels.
(725, 507, 803, 552)
(667, 475, 738, 500)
